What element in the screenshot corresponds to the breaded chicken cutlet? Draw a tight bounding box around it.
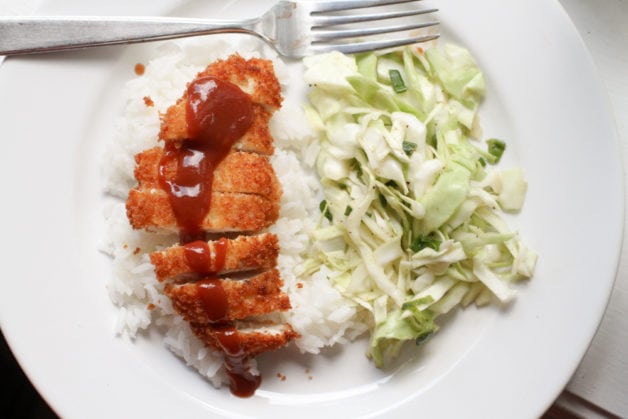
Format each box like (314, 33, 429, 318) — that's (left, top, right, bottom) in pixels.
(165, 269, 290, 323)
(151, 233, 279, 282)
(189, 322, 299, 359)
(126, 190, 278, 233)
(124, 53, 297, 396)
(126, 146, 282, 233)
(159, 55, 282, 154)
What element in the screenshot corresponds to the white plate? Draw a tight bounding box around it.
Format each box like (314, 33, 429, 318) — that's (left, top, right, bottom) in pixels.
(0, 0, 622, 418)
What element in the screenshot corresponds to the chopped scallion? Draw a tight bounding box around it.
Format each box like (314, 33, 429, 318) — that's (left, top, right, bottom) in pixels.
(486, 139, 506, 163)
(410, 234, 441, 253)
(319, 200, 333, 222)
(403, 141, 417, 157)
(389, 69, 407, 93)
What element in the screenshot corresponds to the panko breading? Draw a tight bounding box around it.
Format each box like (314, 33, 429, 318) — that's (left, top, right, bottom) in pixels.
(165, 269, 290, 323)
(189, 322, 299, 358)
(133, 147, 281, 201)
(197, 54, 282, 110)
(159, 54, 282, 152)
(126, 189, 278, 233)
(151, 233, 279, 282)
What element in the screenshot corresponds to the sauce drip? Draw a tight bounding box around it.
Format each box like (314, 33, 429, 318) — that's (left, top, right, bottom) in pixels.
(158, 76, 254, 242)
(183, 237, 228, 274)
(215, 325, 262, 398)
(197, 281, 261, 397)
(158, 75, 259, 397)
(197, 278, 229, 322)
(183, 240, 212, 273)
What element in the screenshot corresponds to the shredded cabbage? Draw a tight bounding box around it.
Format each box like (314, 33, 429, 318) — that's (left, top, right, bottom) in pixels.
(302, 44, 537, 367)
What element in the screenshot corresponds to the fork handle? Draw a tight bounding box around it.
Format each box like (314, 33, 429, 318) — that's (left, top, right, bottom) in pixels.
(0, 16, 259, 56)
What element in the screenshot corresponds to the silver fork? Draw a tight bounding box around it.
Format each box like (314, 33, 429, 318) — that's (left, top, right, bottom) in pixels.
(0, 0, 439, 59)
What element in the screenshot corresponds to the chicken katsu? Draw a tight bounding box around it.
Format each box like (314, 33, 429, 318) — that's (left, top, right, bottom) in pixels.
(151, 233, 279, 282)
(126, 146, 281, 233)
(132, 147, 281, 201)
(189, 322, 299, 358)
(160, 102, 276, 156)
(124, 53, 297, 397)
(165, 269, 290, 323)
(126, 189, 278, 234)
(158, 54, 282, 155)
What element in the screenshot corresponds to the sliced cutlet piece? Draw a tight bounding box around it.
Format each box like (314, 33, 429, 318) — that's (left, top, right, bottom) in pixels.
(164, 269, 290, 323)
(160, 102, 275, 155)
(151, 233, 279, 282)
(197, 54, 282, 111)
(126, 189, 278, 233)
(134, 147, 281, 201)
(189, 322, 299, 358)
(159, 55, 282, 154)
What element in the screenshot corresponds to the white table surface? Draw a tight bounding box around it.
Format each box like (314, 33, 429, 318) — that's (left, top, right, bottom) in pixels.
(555, 1, 628, 417)
(1, 1, 627, 417)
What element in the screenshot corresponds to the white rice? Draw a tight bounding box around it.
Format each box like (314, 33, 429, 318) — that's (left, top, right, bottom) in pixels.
(102, 37, 365, 388)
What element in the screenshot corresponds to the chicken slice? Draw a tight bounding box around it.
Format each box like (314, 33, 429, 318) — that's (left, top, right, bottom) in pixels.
(160, 102, 275, 155)
(159, 54, 282, 151)
(198, 54, 282, 111)
(126, 189, 278, 233)
(151, 233, 279, 282)
(134, 147, 280, 201)
(165, 269, 289, 323)
(189, 322, 299, 358)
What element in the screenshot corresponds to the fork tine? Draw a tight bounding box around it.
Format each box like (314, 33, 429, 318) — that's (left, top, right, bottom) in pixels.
(312, 21, 439, 42)
(312, 33, 440, 55)
(311, 8, 438, 27)
(308, 0, 425, 13)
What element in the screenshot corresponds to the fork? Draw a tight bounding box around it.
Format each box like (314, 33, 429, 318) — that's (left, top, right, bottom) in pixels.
(0, 0, 439, 59)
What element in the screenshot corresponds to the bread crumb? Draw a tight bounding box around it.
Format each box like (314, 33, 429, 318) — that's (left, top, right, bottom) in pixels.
(134, 63, 145, 75)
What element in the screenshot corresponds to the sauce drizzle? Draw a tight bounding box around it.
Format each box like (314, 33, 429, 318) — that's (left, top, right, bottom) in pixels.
(183, 237, 228, 274)
(158, 74, 259, 397)
(197, 278, 229, 322)
(215, 325, 262, 398)
(158, 76, 253, 243)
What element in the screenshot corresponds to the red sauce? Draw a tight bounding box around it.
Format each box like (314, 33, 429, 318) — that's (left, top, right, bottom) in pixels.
(183, 237, 228, 274)
(158, 75, 259, 397)
(197, 278, 229, 322)
(197, 281, 261, 397)
(183, 240, 212, 273)
(158, 77, 253, 243)
(186, 76, 254, 146)
(215, 325, 262, 398)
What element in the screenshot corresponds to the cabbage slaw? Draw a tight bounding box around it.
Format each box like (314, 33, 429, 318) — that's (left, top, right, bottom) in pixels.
(301, 44, 537, 367)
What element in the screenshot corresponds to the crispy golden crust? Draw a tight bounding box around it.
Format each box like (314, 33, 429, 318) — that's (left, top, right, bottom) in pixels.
(158, 54, 282, 153)
(189, 323, 299, 358)
(198, 55, 282, 110)
(133, 147, 281, 201)
(126, 189, 279, 233)
(165, 269, 290, 323)
(125, 54, 296, 364)
(159, 102, 275, 155)
(151, 233, 279, 282)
